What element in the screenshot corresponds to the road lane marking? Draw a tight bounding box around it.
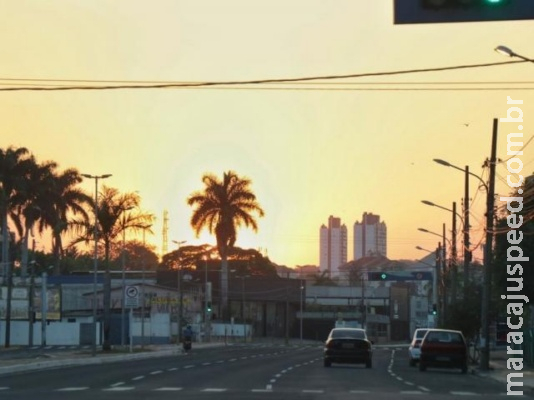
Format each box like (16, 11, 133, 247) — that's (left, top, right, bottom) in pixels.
(0, 387, 9, 391)
(110, 382, 125, 387)
(103, 387, 135, 391)
(150, 370, 163, 375)
(202, 362, 211, 366)
(419, 386, 430, 392)
(184, 365, 195, 369)
(350, 390, 370, 394)
(132, 376, 145, 381)
(168, 368, 177, 371)
(401, 391, 424, 395)
(202, 388, 227, 392)
(57, 387, 89, 391)
(303, 390, 324, 393)
(450, 392, 479, 396)
(266, 384, 273, 390)
(154, 387, 183, 391)
(252, 389, 272, 392)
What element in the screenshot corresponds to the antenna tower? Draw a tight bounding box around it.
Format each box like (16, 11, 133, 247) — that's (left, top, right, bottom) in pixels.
(162, 210, 169, 255)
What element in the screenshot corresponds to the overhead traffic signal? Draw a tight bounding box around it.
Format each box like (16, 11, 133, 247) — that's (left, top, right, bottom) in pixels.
(421, 0, 508, 8)
(394, 0, 534, 24)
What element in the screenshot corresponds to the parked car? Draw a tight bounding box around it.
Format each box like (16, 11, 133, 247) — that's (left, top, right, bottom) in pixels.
(419, 328, 468, 373)
(408, 328, 428, 366)
(323, 328, 373, 368)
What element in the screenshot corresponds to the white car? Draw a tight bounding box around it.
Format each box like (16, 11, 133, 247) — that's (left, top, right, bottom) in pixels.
(408, 328, 428, 366)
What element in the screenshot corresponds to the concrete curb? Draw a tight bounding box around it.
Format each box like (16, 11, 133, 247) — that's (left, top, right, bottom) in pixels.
(0, 343, 225, 377)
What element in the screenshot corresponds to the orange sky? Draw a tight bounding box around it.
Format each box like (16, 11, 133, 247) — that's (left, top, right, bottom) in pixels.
(1, 1, 533, 268)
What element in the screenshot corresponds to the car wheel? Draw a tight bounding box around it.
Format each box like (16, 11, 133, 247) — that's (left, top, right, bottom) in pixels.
(419, 362, 426, 372)
(324, 359, 331, 367)
(366, 359, 372, 368)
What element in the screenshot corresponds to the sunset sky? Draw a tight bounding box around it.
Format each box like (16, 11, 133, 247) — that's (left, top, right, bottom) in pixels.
(2, 1, 533, 268)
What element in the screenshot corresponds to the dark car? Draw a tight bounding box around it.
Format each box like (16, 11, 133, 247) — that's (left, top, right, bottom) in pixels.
(323, 328, 372, 368)
(419, 328, 468, 373)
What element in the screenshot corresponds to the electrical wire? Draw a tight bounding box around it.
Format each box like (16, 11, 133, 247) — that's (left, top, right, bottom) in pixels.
(0, 59, 528, 92)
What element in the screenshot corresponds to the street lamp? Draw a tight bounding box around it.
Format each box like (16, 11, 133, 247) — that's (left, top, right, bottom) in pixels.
(172, 240, 186, 343)
(495, 45, 534, 63)
(81, 173, 112, 356)
(434, 158, 490, 290)
(422, 200, 461, 304)
(416, 244, 442, 327)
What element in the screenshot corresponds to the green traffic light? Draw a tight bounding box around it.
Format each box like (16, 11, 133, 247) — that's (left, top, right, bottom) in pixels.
(380, 273, 387, 280)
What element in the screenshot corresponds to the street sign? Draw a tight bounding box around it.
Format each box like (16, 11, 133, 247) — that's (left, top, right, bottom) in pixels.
(124, 285, 139, 308)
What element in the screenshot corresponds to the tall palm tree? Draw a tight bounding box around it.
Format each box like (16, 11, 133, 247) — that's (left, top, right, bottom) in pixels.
(187, 171, 264, 320)
(11, 159, 57, 278)
(44, 168, 92, 274)
(72, 186, 154, 350)
(0, 146, 35, 347)
(0, 146, 35, 276)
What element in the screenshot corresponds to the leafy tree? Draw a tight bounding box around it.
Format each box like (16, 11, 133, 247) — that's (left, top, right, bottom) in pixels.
(72, 186, 154, 350)
(187, 171, 264, 319)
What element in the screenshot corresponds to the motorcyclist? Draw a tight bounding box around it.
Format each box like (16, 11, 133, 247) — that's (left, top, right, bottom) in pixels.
(183, 325, 193, 351)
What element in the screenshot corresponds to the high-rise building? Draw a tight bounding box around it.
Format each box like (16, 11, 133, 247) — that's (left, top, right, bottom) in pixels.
(319, 216, 347, 276)
(353, 212, 387, 260)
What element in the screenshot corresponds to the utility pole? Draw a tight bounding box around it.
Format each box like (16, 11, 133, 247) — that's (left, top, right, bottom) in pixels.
(480, 118, 498, 371)
(464, 166, 471, 295)
(450, 202, 458, 306)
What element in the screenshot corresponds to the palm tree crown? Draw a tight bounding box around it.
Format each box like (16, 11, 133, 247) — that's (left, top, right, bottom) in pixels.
(188, 171, 264, 319)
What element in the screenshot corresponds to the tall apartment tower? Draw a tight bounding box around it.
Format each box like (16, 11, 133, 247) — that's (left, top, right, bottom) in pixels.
(353, 212, 387, 260)
(319, 215, 348, 276)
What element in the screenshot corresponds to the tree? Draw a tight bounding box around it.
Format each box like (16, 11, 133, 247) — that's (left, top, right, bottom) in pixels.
(72, 186, 154, 350)
(187, 171, 264, 320)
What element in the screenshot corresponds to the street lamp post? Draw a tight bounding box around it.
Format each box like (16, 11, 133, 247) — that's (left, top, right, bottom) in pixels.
(299, 280, 304, 343)
(172, 240, 186, 343)
(422, 200, 460, 304)
(434, 158, 489, 294)
(81, 173, 112, 356)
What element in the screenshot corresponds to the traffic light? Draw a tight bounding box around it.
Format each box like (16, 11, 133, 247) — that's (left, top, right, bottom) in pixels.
(394, 0, 534, 24)
(206, 301, 212, 313)
(380, 273, 388, 280)
(431, 304, 438, 315)
(421, 0, 509, 9)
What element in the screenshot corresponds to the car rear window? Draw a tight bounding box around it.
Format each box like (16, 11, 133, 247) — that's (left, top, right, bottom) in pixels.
(331, 329, 366, 339)
(425, 331, 463, 343)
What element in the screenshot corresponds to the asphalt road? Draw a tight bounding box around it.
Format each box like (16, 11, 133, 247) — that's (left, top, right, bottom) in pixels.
(0, 343, 519, 400)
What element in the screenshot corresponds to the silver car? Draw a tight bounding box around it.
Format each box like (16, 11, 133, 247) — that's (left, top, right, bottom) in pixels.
(408, 328, 428, 366)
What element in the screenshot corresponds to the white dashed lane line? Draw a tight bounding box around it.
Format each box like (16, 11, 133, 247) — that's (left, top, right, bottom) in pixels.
(56, 387, 89, 391)
(154, 387, 183, 391)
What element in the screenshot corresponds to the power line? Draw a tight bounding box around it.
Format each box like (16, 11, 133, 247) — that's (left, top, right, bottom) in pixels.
(0, 60, 527, 92)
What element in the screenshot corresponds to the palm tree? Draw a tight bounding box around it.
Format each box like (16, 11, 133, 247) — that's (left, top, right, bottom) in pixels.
(72, 186, 154, 350)
(187, 171, 264, 320)
(11, 159, 57, 278)
(43, 168, 92, 274)
(0, 146, 35, 276)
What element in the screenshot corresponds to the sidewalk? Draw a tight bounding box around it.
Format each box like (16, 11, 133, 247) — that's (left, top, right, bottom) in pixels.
(0, 342, 223, 376)
(471, 348, 534, 394)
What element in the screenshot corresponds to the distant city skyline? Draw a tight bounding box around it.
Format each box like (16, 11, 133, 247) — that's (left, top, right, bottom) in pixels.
(319, 216, 347, 276)
(354, 212, 388, 260)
